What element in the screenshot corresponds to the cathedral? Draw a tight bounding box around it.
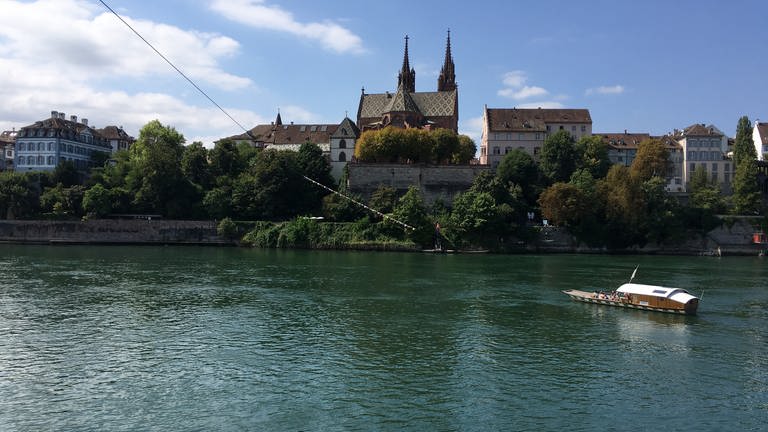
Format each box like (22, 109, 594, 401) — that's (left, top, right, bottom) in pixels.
(356, 32, 458, 133)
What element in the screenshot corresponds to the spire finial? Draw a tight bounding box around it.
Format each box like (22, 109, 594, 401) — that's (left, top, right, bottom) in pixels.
(437, 29, 456, 91)
(398, 34, 416, 93)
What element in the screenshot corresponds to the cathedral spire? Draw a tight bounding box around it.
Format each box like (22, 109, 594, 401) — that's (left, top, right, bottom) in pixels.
(437, 29, 456, 92)
(275, 109, 282, 126)
(397, 35, 416, 93)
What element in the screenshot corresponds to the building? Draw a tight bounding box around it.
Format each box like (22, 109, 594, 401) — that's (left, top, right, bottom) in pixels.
(14, 111, 118, 172)
(0, 129, 17, 171)
(676, 123, 731, 192)
(96, 125, 135, 153)
(752, 121, 768, 161)
(480, 106, 592, 168)
(356, 33, 458, 133)
(221, 113, 360, 180)
(600, 132, 650, 167)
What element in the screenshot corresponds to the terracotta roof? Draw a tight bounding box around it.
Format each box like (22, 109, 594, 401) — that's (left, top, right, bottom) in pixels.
(95, 125, 134, 141)
(224, 123, 340, 146)
(597, 132, 650, 149)
(486, 108, 592, 132)
(682, 123, 724, 137)
(755, 122, 768, 145)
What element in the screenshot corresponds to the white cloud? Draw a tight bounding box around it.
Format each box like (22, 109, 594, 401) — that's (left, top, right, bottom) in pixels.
(0, 0, 264, 147)
(459, 116, 484, 158)
(498, 71, 551, 101)
(210, 0, 364, 54)
(586, 85, 625, 96)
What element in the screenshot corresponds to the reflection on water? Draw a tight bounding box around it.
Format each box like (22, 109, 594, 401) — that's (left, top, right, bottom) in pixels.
(0, 246, 766, 431)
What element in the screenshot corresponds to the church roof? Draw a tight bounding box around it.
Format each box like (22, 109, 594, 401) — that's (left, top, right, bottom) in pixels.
(330, 117, 360, 138)
(359, 89, 457, 119)
(384, 85, 421, 113)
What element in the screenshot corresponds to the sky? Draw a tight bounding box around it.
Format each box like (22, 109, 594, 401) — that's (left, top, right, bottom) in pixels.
(1, 0, 768, 148)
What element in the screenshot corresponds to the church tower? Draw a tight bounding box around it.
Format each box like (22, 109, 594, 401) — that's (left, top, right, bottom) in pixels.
(397, 35, 416, 93)
(437, 30, 456, 92)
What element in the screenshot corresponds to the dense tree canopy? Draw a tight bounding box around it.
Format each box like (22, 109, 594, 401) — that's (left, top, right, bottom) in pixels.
(355, 127, 476, 165)
(540, 130, 578, 183)
(630, 138, 671, 182)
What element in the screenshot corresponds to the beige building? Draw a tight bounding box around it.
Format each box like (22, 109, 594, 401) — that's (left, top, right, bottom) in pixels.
(677, 123, 731, 192)
(480, 106, 592, 168)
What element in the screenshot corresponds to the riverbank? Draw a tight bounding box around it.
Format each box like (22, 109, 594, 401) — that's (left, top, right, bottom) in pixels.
(0, 218, 763, 255)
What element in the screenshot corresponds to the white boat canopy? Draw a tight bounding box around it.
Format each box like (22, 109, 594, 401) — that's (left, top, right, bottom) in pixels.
(617, 283, 698, 304)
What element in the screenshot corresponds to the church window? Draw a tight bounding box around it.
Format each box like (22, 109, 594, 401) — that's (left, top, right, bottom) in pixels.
(339, 152, 346, 162)
(339, 139, 347, 149)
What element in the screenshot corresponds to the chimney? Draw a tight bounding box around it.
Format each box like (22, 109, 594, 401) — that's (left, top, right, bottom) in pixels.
(624, 129, 627, 135)
(81, 118, 88, 126)
(59, 112, 65, 120)
(51, 110, 58, 119)
(71, 115, 78, 123)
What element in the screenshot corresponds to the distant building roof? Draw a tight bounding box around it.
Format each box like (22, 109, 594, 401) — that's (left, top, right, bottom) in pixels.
(755, 122, 768, 145)
(597, 132, 650, 149)
(222, 122, 340, 148)
(681, 123, 724, 137)
(485, 108, 592, 132)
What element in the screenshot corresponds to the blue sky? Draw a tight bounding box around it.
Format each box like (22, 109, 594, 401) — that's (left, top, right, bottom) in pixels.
(1, 0, 767, 147)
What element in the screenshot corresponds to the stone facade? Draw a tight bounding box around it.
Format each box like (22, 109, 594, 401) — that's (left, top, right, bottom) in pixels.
(347, 163, 490, 205)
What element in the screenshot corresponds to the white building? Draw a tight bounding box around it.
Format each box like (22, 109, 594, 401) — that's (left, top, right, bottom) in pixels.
(752, 121, 768, 161)
(677, 123, 731, 192)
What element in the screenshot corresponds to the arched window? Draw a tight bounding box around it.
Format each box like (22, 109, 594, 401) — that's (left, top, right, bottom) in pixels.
(339, 151, 346, 162)
(17, 156, 24, 165)
(48, 142, 53, 151)
(37, 155, 43, 165)
(38, 142, 44, 151)
(27, 156, 34, 165)
(18, 142, 25, 151)
(339, 139, 346, 149)
(47, 156, 54, 165)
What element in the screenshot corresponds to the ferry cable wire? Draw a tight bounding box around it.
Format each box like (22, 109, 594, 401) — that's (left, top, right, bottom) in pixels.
(302, 176, 415, 231)
(97, 0, 252, 135)
(100, 1, 416, 232)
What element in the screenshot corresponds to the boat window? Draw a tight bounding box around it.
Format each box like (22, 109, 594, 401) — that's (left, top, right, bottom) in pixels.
(652, 289, 667, 294)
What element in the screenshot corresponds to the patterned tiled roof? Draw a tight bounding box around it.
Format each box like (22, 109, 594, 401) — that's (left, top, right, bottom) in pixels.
(359, 89, 457, 119)
(486, 108, 592, 132)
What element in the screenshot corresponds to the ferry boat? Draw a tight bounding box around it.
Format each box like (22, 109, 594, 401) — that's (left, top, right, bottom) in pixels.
(562, 268, 700, 315)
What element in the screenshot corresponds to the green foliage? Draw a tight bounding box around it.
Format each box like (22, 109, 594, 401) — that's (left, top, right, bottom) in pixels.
(82, 183, 113, 217)
(216, 217, 238, 240)
(496, 148, 541, 205)
(630, 138, 670, 181)
(368, 186, 397, 215)
(52, 160, 81, 187)
(732, 157, 762, 215)
(40, 184, 84, 218)
(576, 135, 611, 179)
(392, 186, 432, 245)
(733, 116, 756, 167)
(688, 166, 725, 213)
(0, 171, 39, 219)
(540, 130, 578, 183)
(182, 141, 213, 189)
(538, 182, 589, 229)
(355, 127, 475, 164)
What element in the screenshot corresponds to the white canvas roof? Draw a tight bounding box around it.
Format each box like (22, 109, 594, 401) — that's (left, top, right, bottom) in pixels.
(617, 283, 697, 304)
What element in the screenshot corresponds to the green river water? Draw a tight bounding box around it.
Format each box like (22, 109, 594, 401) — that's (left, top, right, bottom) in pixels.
(0, 245, 765, 431)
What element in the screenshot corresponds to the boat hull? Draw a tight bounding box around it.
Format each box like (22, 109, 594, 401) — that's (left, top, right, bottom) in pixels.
(562, 289, 697, 315)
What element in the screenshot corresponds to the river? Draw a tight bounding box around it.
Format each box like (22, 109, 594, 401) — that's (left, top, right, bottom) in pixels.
(0, 245, 765, 431)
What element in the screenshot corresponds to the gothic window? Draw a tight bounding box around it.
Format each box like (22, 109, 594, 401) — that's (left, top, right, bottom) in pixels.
(339, 139, 346, 149)
(339, 152, 346, 162)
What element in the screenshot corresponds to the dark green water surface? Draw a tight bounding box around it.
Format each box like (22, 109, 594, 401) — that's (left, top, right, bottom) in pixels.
(0, 245, 765, 431)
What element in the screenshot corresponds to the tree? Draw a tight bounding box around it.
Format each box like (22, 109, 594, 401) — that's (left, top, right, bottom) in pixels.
(688, 166, 725, 213)
(454, 135, 477, 164)
(182, 141, 212, 189)
(128, 120, 188, 217)
(576, 135, 611, 179)
(630, 138, 670, 182)
(540, 130, 578, 183)
(82, 183, 114, 217)
(40, 184, 84, 217)
(732, 157, 762, 215)
(733, 116, 757, 167)
(368, 185, 397, 215)
(0, 172, 38, 219)
(52, 160, 81, 187)
(392, 186, 432, 245)
(538, 182, 590, 229)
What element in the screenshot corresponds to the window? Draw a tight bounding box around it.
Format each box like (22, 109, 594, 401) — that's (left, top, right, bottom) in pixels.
(37, 155, 43, 165)
(690, 163, 696, 172)
(493, 147, 500, 155)
(571, 125, 576, 131)
(339, 139, 346, 149)
(712, 173, 718, 182)
(19, 142, 25, 151)
(518, 133, 523, 140)
(725, 173, 730, 183)
(47, 156, 54, 165)
(712, 163, 718, 171)
(546, 125, 551, 132)
(506, 133, 512, 140)
(559, 125, 564, 130)
(48, 142, 53, 151)
(18, 156, 24, 165)
(505, 146, 511, 154)
(724, 163, 730, 172)
(27, 156, 34, 165)
(535, 133, 541, 140)
(534, 147, 541, 156)
(339, 151, 346, 162)
(581, 125, 586, 132)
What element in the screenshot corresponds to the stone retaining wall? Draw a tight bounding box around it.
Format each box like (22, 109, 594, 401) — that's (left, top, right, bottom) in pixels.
(0, 219, 228, 245)
(347, 163, 491, 205)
